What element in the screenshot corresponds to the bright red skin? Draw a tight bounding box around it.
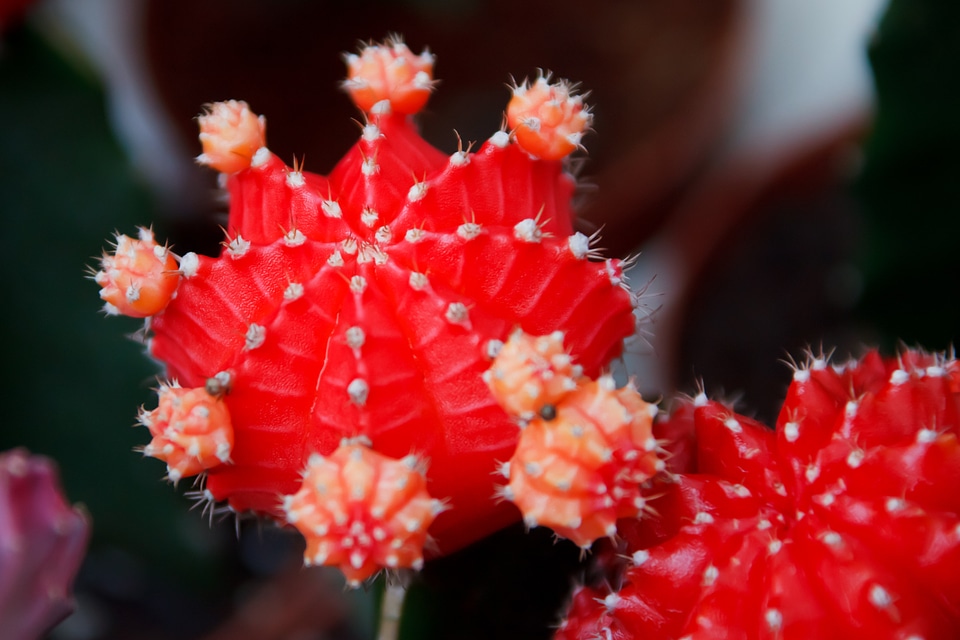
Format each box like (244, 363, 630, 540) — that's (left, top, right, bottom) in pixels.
(557, 350, 960, 639)
(148, 113, 635, 553)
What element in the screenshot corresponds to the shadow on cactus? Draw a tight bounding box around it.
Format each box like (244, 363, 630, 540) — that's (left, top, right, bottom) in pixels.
(92, 37, 646, 585)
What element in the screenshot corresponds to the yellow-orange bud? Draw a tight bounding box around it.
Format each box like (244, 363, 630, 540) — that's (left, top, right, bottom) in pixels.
(282, 440, 443, 585)
(197, 100, 266, 173)
(343, 39, 435, 116)
(507, 76, 592, 160)
(506, 379, 661, 547)
(95, 227, 179, 318)
(139, 383, 234, 483)
(484, 329, 582, 421)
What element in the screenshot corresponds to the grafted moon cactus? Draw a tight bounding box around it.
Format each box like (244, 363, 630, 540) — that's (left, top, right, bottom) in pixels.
(0, 449, 90, 639)
(94, 37, 638, 579)
(556, 348, 960, 640)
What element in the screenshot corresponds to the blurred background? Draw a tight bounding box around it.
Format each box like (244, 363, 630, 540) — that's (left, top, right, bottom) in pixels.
(1, 0, 958, 637)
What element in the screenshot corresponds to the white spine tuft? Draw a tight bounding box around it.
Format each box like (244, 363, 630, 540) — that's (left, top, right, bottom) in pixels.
(322, 200, 342, 218)
(514, 218, 542, 243)
(251, 147, 271, 167)
(227, 235, 250, 258)
(245, 324, 266, 350)
(179, 252, 200, 278)
(284, 282, 304, 301)
(489, 130, 510, 148)
(347, 378, 369, 406)
(568, 232, 590, 259)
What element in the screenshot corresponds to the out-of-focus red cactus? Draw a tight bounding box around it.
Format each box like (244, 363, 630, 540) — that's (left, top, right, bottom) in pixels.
(0, 449, 90, 640)
(95, 37, 640, 580)
(556, 347, 960, 639)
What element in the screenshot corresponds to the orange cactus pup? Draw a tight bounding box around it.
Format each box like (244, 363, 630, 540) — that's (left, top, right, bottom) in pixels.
(94, 227, 180, 318)
(483, 329, 583, 421)
(196, 99, 267, 174)
(282, 438, 443, 586)
(342, 38, 435, 116)
(138, 382, 234, 484)
(507, 75, 593, 161)
(488, 331, 663, 548)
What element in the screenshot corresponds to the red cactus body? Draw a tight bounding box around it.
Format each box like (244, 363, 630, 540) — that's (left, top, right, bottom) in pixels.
(556, 348, 960, 639)
(96, 39, 637, 569)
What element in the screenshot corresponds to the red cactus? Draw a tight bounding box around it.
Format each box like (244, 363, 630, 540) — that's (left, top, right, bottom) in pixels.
(95, 38, 638, 573)
(0, 449, 90, 639)
(555, 348, 960, 639)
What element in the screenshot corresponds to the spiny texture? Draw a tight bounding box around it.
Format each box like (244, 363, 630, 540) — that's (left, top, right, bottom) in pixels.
(0, 449, 90, 640)
(342, 38, 435, 115)
(96, 39, 638, 559)
(195, 100, 266, 174)
(94, 227, 178, 317)
(556, 348, 960, 640)
(138, 383, 234, 483)
(282, 438, 443, 585)
(488, 330, 662, 548)
(507, 75, 592, 161)
(483, 329, 583, 421)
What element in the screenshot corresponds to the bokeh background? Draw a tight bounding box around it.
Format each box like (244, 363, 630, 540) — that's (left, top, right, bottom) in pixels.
(1, 0, 958, 637)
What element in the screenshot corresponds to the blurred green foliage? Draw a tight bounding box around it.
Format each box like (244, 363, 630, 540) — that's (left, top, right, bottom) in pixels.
(857, 0, 960, 350)
(0, 27, 224, 587)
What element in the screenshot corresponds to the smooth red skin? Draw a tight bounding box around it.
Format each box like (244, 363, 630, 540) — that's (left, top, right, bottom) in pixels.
(559, 352, 960, 639)
(149, 114, 635, 552)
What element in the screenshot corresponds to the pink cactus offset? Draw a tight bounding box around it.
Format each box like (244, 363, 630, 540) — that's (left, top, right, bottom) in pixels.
(0, 449, 90, 640)
(94, 37, 638, 580)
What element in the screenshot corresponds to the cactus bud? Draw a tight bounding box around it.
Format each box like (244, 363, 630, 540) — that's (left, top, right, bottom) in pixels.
(505, 379, 661, 547)
(507, 75, 592, 160)
(139, 383, 234, 483)
(282, 439, 442, 586)
(484, 329, 582, 422)
(94, 227, 179, 318)
(343, 38, 435, 115)
(196, 100, 266, 173)
(487, 332, 662, 548)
